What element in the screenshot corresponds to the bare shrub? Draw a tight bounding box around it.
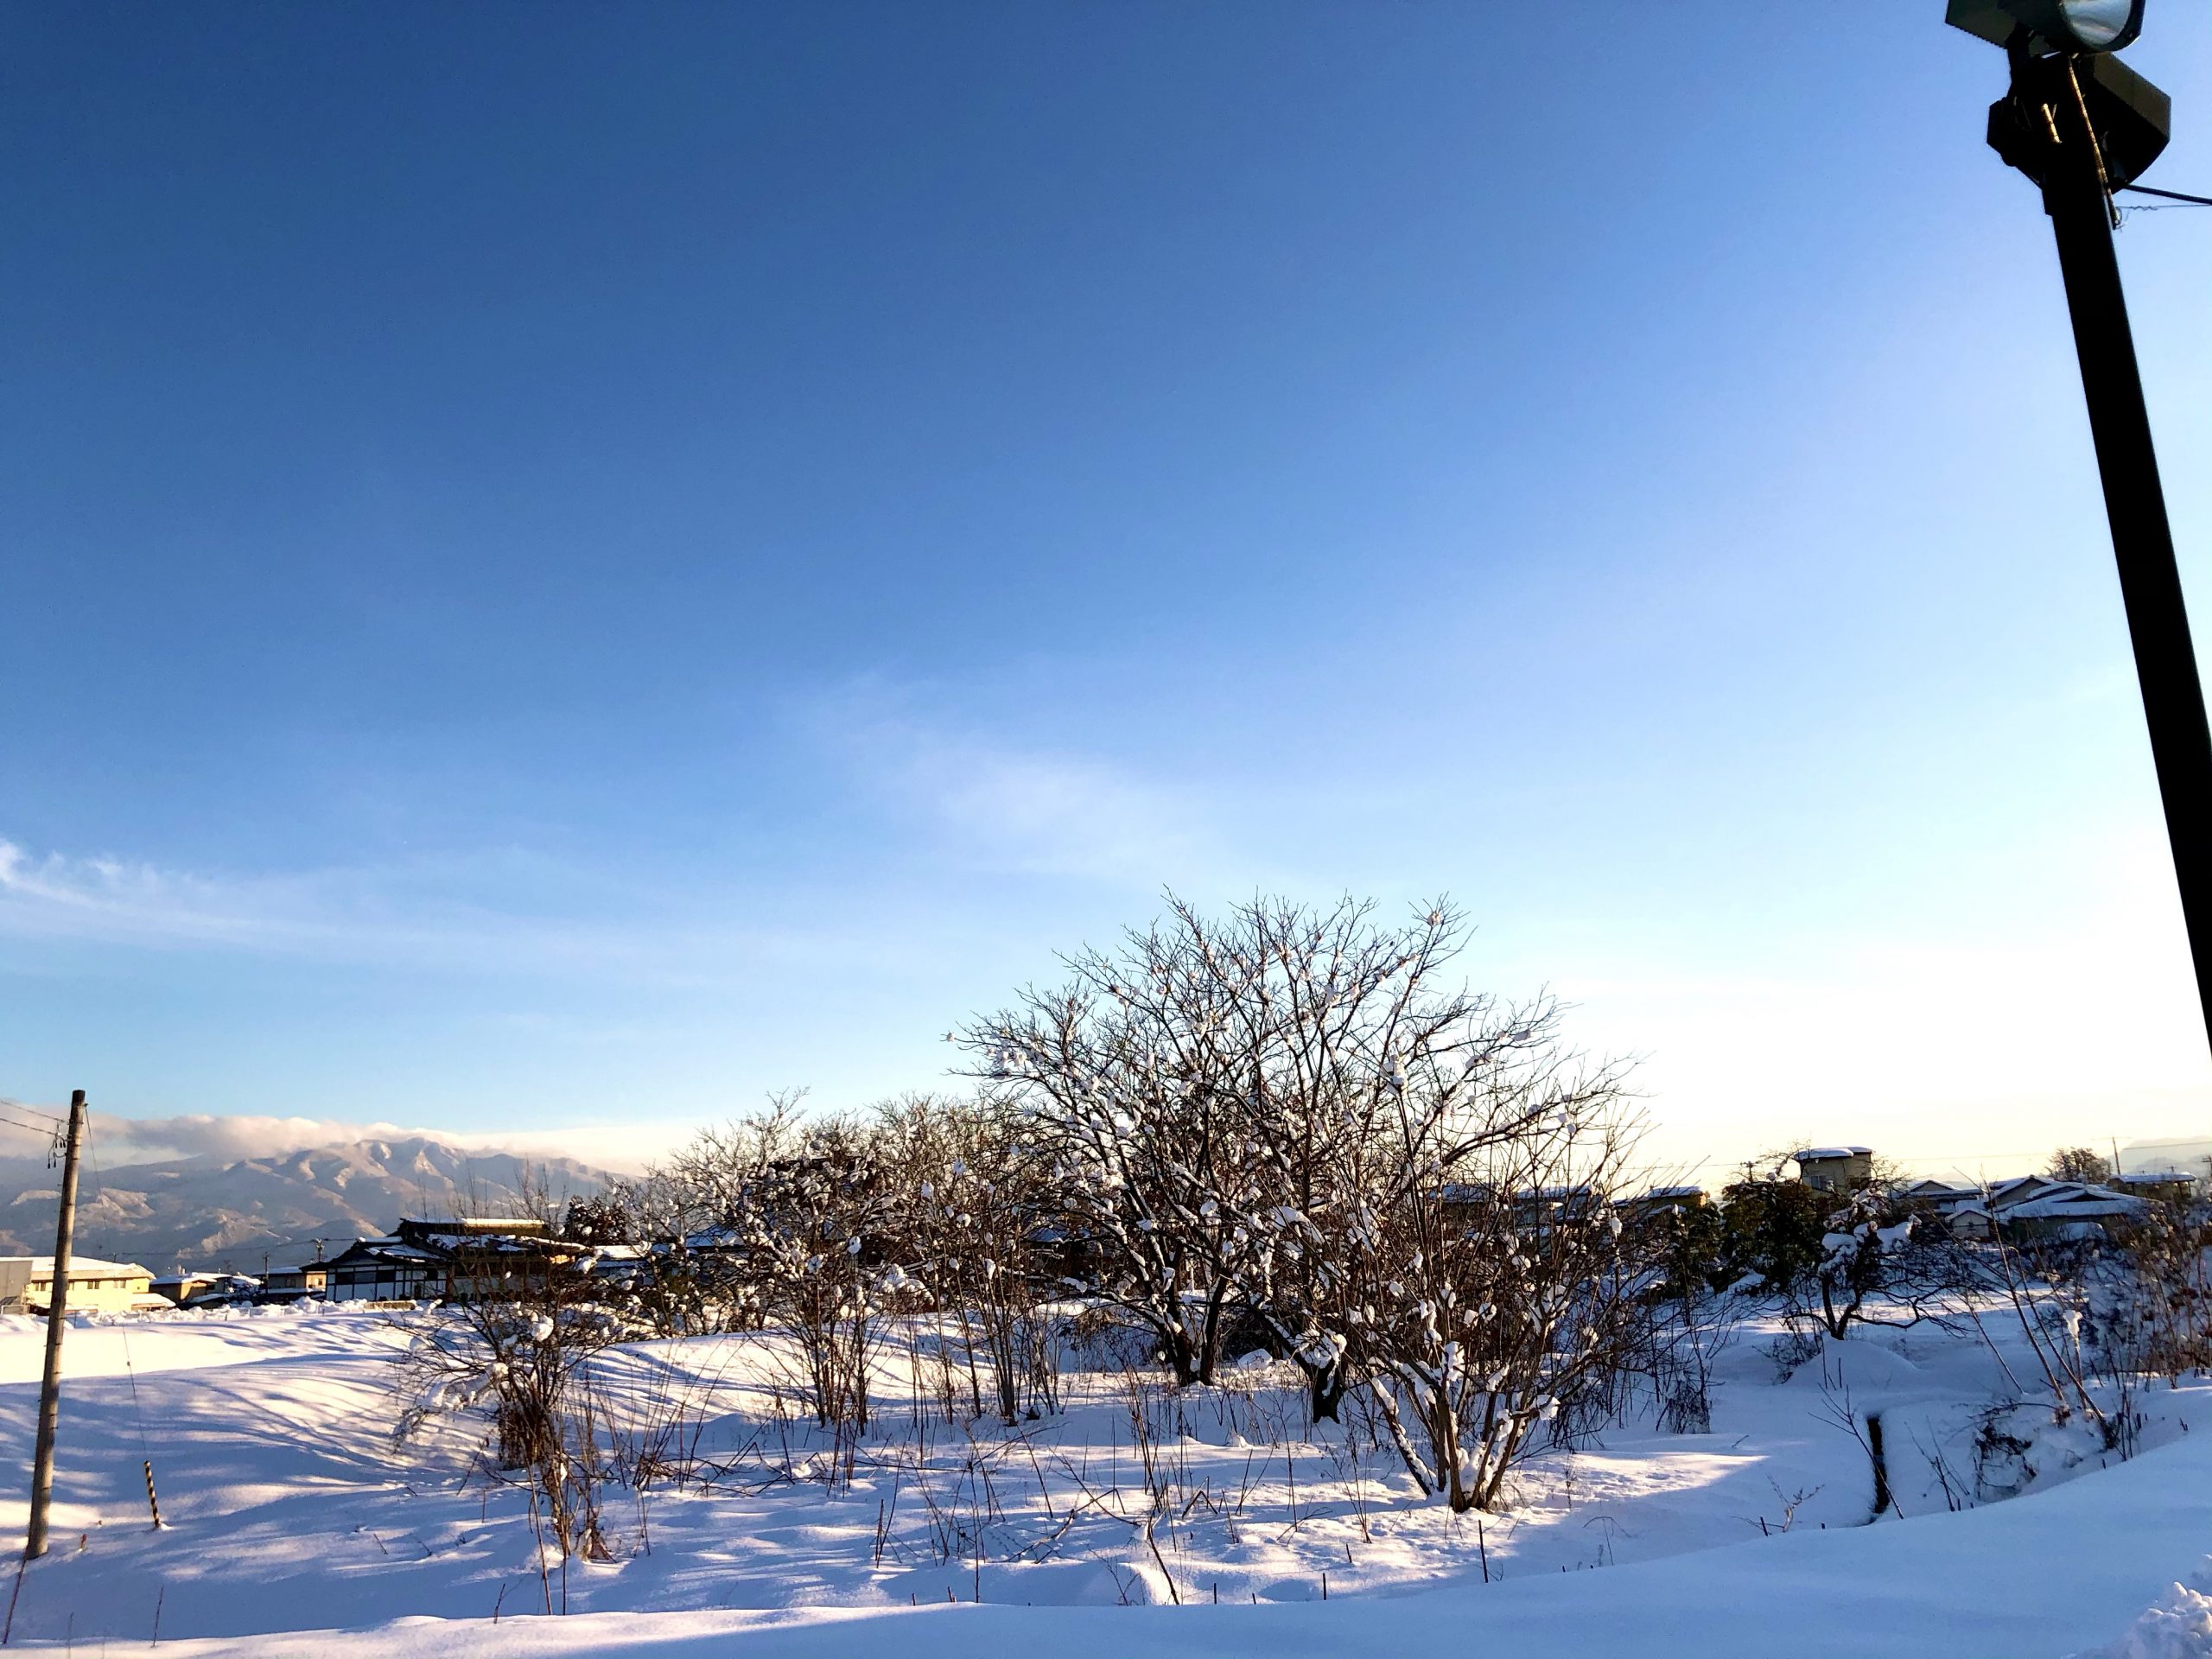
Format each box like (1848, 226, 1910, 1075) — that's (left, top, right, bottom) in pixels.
(1351, 1090, 1650, 1512)
(2103, 1208, 2212, 1382)
(1637, 1200, 1745, 1434)
(874, 1095, 1061, 1424)
(394, 1262, 631, 1567)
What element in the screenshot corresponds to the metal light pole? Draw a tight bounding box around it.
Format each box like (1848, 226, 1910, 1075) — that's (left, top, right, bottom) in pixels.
(2034, 72, 2212, 1058)
(1952, 3, 2212, 1058)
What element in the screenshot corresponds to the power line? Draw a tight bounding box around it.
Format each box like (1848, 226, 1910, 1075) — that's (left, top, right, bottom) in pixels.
(79, 1119, 159, 1470)
(2120, 182, 2212, 206)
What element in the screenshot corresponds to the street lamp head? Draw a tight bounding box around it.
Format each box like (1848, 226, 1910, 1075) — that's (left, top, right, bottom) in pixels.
(2018, 0, 2144, 50)
(1947, 0, 2144, 54)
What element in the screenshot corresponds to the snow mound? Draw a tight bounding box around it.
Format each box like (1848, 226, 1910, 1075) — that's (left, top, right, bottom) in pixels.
(1774, 1332, 1927, 1400)
(2080, 1563, 2212, 1659)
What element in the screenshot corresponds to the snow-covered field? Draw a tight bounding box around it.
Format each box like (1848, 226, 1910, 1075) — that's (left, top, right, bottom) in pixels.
(3, 1304, 2209, 1656)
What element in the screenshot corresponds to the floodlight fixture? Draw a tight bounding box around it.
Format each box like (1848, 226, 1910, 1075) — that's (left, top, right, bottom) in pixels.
(1987, 51, 2170, 191)
(1946, 0, 2145, 53)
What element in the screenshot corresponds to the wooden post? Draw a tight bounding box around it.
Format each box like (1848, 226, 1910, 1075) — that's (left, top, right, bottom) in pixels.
(26, 1090, 86, 1560)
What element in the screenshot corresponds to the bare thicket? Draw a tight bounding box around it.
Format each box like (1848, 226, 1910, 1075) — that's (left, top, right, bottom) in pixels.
(1637, 1202, 1747, 1435)
(652, 1104, 897, 1480)
(395, 1246, 630, 1571)
(2103, 1207, 2212, 1382)
(1339, 1090, 1649, 1511)
(957, 896, 1288, 1389)
(872, 1095, 1063, 1424)
(1974, 1200, 2212, 1461)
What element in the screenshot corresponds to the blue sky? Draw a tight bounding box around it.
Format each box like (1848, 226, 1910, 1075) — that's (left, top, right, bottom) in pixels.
(4, 3, 2209, 1181)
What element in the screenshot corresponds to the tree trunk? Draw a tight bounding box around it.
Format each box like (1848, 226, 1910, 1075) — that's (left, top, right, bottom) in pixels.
(1164, 1320, 1205, 1388)
(1371, 1385, 1435, 1495)
(1308, 1360, 1348, 1424)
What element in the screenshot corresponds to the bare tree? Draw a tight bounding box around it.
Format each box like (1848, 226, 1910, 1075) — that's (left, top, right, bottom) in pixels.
(2048, 1147, 2114, 1185)
(963, 894, 1552, 1395)
(962, 896, 1278, 1387)
(2103, 1206, 2212, 1382)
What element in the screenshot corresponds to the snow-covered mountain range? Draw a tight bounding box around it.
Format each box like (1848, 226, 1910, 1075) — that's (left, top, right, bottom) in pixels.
(0, 1132, 607, 1274)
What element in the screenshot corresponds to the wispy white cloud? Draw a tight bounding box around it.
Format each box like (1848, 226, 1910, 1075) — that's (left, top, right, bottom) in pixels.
(0, 840, 321, 951)
(442, 1121, 694, 1174)
(3, 676, 1264, 978)
(0, 836, 876, 987)
(803, 683, 1226, 887)
(0, 837, 588, 966)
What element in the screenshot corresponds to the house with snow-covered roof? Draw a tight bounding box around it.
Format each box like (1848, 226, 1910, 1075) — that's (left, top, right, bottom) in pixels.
(260, 1260, 329, 1300)
(1792, 1147, 1873, 1194)
(1612, 1185, 1707, 1224)
(1987, 1180, 2149, 1242)
(1985, 1173, 2059, 1208)
(150, 1270, 264, 1308)
(1895, 1175, 2150, 1243)
(0, 1255, 162, 1313)
(323, 1217, 577, 1305)
(321, 1236, 454, 1303)
(1896, 1177, 1979, 1206)
(2112, 1170, 2198, 1205)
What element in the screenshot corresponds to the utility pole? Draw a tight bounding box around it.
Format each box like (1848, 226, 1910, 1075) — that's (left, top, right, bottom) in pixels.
(26, 1090, 86, 1560)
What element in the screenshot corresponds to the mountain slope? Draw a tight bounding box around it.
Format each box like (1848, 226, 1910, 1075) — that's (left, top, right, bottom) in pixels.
(0, 1135, 607, 1273)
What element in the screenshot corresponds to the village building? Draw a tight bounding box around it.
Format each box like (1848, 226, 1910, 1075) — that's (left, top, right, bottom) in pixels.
(149, 1271, 264, 1308)
(1896, 1176, 1979, 1208)
(1989, 1179, 2149, 1240)
(1985, 1173, 2060, 1209)
(260, 1261, 330, 1300)
(1613, 1185, 1707, 1223)
(149, 1270, 261, 1306)
(321, 1236, 451, 1303)
(0, 1255, 162, 1313)
(1512, 1184, 1597, 1230)
(1436, 1182, 1498, 1227)
(1891, 1177, 1986, 1237)
(1792, 1147, 1873, 1193)
(149, 1272, 209, 1306)
(1878, 1173, 2152, 1242)
(322, 1217, 570, 1304)
(2112, 1170, 2199, 1206)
